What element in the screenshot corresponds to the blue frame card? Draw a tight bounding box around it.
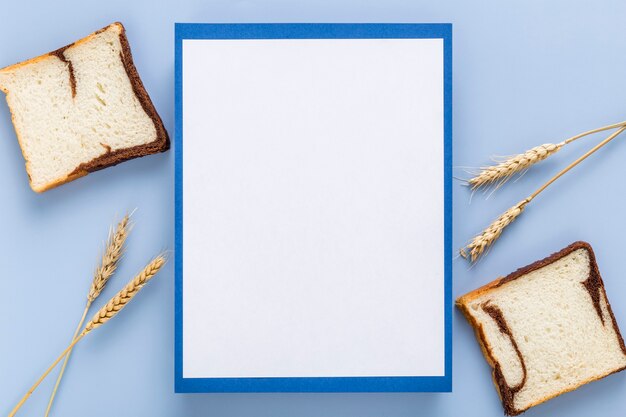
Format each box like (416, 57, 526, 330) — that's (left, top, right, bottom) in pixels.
(175, 23, 452, 393)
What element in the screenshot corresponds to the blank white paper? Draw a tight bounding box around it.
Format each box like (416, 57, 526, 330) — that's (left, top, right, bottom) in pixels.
(182, 38, 444, 378)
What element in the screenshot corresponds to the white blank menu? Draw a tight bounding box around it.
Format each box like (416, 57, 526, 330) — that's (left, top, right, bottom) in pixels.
(182, 38, 444, 378)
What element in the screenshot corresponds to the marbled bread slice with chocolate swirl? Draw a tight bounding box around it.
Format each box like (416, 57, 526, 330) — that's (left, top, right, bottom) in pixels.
(457, 241, 626, 415)
(0, 22, 169, 192)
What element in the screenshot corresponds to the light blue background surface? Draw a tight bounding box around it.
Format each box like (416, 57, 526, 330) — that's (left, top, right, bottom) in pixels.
(1, 1, 625, 416)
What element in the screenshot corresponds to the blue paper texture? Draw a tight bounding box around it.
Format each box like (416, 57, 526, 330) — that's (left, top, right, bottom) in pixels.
(174, 23, 452, 393)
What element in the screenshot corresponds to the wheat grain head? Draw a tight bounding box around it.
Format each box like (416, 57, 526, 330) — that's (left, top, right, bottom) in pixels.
(460, 199, 529, 262)
(83, 255, 166, 334)
(88, 214, 132, 303)
(468, 143, 563, 190)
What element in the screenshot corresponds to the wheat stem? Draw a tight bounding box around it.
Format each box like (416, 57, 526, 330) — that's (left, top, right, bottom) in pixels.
(462, 126, 626, 262)
(528, 126, 626, 200)
(9, 255, 164, 417)
(8, 334, 86, 417)
(562, 120, 626, 145)
(43, 304, 90, 417)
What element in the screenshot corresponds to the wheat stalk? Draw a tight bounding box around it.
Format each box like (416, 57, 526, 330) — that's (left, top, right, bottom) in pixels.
(8, 255, 166, 417)
(467, 120, 626, 190)
(45, 214, 131, 417)
(462, 126, 626, 262)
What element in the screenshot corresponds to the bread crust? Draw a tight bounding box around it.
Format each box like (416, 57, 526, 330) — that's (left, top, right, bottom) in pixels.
(457, 241, 626, 415)
(0, 22, 169, 192)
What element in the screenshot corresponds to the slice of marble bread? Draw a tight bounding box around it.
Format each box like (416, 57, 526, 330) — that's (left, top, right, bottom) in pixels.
(0, 22, 169, 192)
(457, 241, 626, 415)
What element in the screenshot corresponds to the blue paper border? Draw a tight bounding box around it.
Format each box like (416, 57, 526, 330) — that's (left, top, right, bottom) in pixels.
(175, 23, 452, 393)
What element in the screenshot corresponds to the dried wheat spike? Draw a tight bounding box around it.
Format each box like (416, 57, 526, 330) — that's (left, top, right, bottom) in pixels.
(468, 143, 563, 190)
(88, 215, 132, 303)
(84, 255, 166, 333)
(7, 254, 167, 417)
(461, 199, 530, 262)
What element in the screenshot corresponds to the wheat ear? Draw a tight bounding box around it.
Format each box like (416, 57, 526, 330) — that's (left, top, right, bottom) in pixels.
(461, 125, 626, 262)
(88, 214, 132, 303)
(468, 143, 563, 190)
(44, 214, 132, 417)
(467, 120, 626, 190)
(8, 255, 166, 417)
(460, 199, 530, 262)
(84, 255, 165, 332)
